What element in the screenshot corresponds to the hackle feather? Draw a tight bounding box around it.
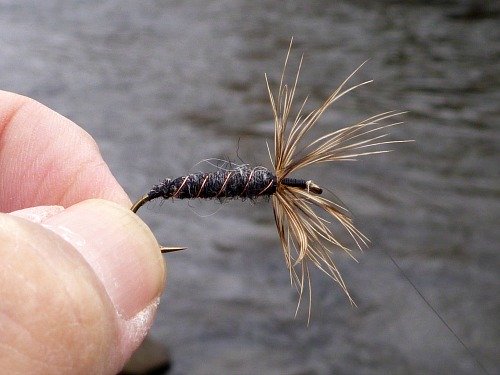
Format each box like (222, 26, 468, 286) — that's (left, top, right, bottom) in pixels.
(267, 41, 406, 316)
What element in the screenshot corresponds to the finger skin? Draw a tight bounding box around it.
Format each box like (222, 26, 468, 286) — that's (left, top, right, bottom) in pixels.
(42, 199, 166, 320)
(0, 92, 164, 374)
(0, 90, 131, 211)
(2, 199, 166, 374)
(0, 213, 119, 374)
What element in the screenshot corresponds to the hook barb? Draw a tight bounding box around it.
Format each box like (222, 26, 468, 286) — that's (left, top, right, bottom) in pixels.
(160, 246, 187, 253)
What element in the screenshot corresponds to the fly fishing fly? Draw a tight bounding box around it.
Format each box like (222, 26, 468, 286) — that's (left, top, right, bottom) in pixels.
(131, 42, 492, 374)
(131, 41, 406, 310)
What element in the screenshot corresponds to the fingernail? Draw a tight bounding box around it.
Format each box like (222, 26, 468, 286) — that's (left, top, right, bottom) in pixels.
(43, 199, 165, 319)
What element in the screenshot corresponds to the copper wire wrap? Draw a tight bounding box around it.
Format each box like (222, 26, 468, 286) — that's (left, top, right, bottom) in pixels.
(148, 166, 278, 201)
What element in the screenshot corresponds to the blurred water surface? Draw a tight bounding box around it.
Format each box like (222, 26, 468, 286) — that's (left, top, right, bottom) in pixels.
(1, 1, 498, 374)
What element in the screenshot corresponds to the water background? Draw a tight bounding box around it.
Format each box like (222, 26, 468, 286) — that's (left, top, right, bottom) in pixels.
(1, 1, 498, 374)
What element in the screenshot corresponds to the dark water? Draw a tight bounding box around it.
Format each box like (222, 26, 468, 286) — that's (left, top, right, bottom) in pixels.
(1, 1, 499, 374)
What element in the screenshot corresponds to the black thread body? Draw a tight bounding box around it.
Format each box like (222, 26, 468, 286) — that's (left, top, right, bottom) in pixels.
(281, 178, 308, 189)
(148, 166, 277, 201)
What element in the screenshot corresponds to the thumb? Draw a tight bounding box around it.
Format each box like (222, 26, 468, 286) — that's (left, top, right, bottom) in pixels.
(1, 199, 165, 374)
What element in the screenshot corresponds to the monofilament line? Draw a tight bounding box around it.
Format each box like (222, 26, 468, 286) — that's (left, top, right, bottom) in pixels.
(381, 248, 490, 374)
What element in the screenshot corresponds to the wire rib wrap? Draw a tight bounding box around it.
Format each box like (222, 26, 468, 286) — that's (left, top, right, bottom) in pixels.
(149, 166, 277, 200)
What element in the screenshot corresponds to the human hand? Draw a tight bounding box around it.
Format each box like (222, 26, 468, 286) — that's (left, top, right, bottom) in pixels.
(0, 91, 165, 374)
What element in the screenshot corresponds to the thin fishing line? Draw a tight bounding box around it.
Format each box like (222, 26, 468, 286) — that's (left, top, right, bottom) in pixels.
(380, 247, 489, 375)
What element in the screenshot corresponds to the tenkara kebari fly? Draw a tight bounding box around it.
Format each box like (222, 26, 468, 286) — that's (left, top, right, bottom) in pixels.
(131, 41, 407, 310)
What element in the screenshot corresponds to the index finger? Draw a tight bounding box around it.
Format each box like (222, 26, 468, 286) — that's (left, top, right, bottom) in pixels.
(0, 91, 131, 212)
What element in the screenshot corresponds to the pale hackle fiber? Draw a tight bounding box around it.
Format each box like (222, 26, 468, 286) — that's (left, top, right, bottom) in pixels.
(266, 40, 407, 318)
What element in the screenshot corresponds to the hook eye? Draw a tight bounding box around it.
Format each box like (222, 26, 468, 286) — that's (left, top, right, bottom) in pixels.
(306, 180, 323, 194)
